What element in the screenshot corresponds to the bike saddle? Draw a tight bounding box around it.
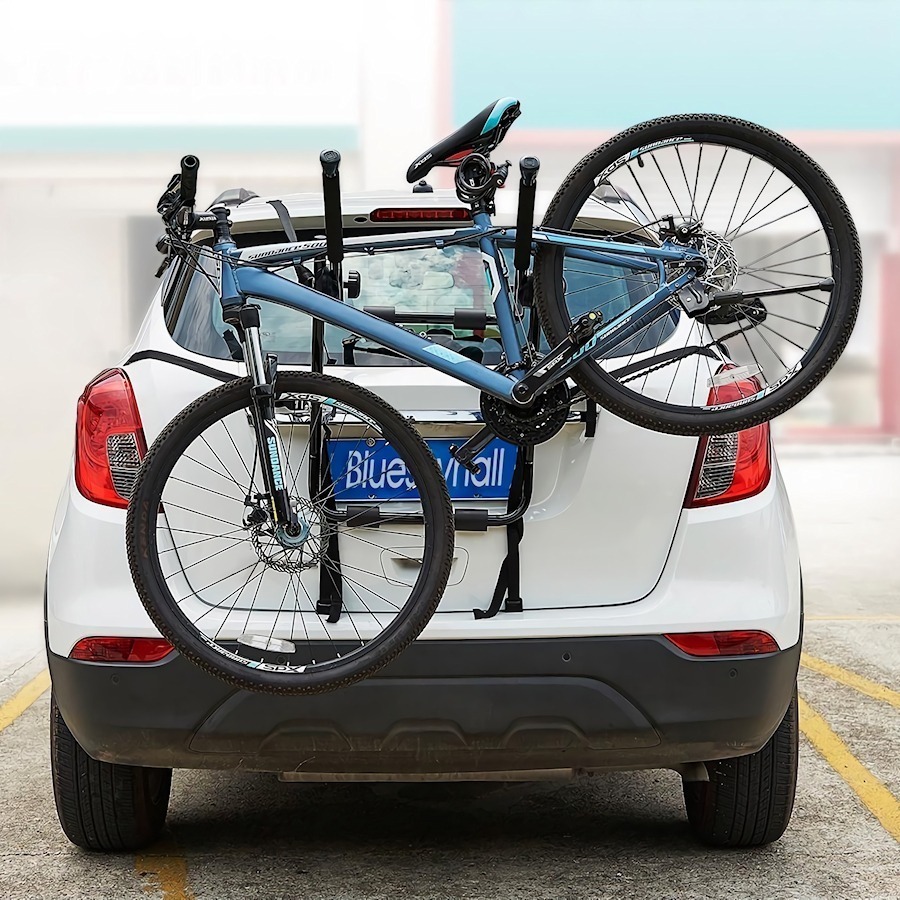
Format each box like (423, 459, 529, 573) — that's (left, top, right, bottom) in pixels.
(406, 98, 520, 183)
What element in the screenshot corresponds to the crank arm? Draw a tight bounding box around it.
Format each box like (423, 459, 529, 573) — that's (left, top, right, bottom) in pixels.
(510, 312, 603, 404)
(450, 425, 497, 475)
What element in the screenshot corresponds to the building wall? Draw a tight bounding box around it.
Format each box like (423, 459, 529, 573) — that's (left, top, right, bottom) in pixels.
(0, 1, 440, 592)
(2, 0, 896, 591)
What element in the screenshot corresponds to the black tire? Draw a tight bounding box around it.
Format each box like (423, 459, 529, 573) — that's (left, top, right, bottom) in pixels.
(533, 114, 861, 436)
(126, 371, 454, 696)
(684, 689, 799, 847)
(50, 693, 170, 852)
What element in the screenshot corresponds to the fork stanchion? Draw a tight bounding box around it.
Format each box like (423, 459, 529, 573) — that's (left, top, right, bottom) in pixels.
(514, 156, 540, 305)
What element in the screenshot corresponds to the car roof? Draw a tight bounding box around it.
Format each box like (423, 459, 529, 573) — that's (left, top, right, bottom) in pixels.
(207, 188, 656, 242)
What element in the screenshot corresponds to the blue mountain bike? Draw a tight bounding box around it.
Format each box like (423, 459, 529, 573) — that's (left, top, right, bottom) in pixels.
(126, 99, 860, 694)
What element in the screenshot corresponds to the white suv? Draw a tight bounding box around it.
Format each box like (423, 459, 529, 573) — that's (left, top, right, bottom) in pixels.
(46, 188, 802, 852)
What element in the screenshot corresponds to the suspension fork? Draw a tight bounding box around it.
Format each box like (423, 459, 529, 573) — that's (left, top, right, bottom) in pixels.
(222, 303, 297, 529)
(214, 207, 296, 531)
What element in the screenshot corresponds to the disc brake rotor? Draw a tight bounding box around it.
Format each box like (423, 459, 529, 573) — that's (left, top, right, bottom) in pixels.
(692, 228, 739, 293)
(248, 497, 331, 573)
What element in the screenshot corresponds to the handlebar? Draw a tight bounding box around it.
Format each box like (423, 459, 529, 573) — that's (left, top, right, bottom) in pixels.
(157, 154, 200, 228)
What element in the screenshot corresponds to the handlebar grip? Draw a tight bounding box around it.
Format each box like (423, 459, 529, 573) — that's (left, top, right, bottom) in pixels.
(320, 149, 341, 179)
(179, 155, 200, 207)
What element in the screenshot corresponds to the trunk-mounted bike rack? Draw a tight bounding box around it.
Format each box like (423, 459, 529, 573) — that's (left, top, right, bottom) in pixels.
(269, 149, 597, 619)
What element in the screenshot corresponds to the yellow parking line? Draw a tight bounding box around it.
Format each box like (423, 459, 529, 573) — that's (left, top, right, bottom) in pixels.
(0, 669, 51, 733)
(136, 840, 195, 899)
(801, 653, 900, 710)
(799, 696, 900, 843)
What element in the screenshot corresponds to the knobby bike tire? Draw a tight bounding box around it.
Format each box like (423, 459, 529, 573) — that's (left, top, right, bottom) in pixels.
(126, 371, 454, 695)
(533, 114, 862, 436)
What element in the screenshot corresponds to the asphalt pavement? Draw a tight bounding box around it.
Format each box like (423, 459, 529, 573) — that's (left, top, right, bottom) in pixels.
(0, 450, 898, 899)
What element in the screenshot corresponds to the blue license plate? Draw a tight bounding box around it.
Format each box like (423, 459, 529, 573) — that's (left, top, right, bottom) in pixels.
(327, 437, 518, 502)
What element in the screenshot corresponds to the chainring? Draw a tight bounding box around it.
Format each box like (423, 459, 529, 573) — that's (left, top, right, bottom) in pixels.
(480, 383, 571, 446)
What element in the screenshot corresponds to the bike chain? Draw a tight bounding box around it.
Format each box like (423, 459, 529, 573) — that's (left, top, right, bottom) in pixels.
(620, 350, 719, 384)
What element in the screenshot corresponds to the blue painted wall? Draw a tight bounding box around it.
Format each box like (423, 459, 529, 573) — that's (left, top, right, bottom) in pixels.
(452, 0, 900, 130)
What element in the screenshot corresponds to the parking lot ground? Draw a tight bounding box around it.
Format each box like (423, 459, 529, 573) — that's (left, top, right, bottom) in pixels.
(1, 450, 899, 900)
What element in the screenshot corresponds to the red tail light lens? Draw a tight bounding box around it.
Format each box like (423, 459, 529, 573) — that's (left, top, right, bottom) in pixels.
(70, 636, 173, 663)
(370, 207, 471, 222)
(665, 631, 780, 656)
(685, 369, 771, 507)
(74, 369, 147, 509)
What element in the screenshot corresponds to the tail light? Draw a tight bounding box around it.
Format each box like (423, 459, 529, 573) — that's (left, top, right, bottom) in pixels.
(370, 207, 471, 222)
(685, 368, 771, 507)
(74, 369, 147, 508)
(70, 636, 173, 663)
(665, 631, 780, 656)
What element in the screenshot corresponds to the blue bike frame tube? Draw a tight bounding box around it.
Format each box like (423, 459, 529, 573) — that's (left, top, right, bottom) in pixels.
(562, 246, 660, 272)
(237, 226, 703, 270)
(527, 229, 699, 262)
(472, 211, 523, 368)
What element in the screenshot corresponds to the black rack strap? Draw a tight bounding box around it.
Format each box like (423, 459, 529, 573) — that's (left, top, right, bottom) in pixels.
(315, 430, 344, 623)
(473, 446, 530, 619)
(584, 398, 598, 438)
(267, 199, 297, 242)
(267, 199, 315, 289)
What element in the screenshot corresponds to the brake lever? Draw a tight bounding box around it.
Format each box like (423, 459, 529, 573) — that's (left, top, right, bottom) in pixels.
(157, 173, 182, 222)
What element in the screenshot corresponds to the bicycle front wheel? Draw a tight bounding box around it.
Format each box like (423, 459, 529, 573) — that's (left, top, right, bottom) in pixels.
(126, 372, 454, 695)
(533, 114, 861, 435)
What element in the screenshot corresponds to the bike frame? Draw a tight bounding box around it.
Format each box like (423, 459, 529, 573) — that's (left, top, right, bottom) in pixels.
(218, 211, 705, 405)
(210, 208, 704, 530)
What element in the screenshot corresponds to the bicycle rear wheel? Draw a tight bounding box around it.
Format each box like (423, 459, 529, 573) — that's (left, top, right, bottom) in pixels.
(126, 372, 454, 695)
(533, 114, 861, 435)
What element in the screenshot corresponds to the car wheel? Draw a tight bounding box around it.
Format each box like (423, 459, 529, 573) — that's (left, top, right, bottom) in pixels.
(50, 692, 171, 851)
(683, 687, 798, 847)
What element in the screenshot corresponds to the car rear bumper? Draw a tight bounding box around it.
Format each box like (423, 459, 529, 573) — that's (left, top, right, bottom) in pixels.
(49, 635, 800, 776)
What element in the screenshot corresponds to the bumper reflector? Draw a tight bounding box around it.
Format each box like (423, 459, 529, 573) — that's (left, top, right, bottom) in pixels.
(238, 634, 296, 654)
(664, 630, 779, 657)
(70, 637, 174, 663)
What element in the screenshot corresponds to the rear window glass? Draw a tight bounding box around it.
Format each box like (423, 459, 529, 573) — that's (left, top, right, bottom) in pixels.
(165, 239, 674, 365)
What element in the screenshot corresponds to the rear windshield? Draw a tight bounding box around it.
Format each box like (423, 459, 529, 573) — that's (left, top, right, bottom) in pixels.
(164, 240, 675, 366)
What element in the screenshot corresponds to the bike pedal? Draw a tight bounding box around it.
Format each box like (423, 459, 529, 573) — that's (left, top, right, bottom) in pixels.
(449, 444, 483, 476)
